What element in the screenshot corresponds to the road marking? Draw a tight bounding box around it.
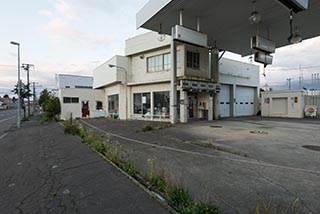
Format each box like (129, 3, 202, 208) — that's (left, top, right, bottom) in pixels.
(0, 116, 15, 123)
(0, 133, 8, 140)
(80, 119, 320, 176)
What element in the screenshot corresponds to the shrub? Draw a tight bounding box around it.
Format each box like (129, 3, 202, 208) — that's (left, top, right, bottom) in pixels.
(166, 185, 193, 212)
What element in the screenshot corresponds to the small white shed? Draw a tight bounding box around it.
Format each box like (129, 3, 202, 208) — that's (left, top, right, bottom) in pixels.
(261, 90, 306, 118)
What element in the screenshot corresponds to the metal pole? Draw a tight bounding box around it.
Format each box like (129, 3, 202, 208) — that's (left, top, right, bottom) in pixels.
(33, 82, 36, 113)
(170, 27, 177, 124)
(27, 68, 30, 117)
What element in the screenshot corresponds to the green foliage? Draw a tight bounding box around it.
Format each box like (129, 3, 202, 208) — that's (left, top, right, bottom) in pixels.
(147, 159, 166, 192)
(251, 198, 301, 214)
(39, 89, 61, 120)
(184, 202, 220, 214)
(38, 89, 50, 109)
(166, 186, 193, 212)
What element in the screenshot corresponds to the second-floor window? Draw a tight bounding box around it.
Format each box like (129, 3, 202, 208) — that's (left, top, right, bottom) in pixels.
(186, 51, 200, 69)
(147, 53, 171, 72)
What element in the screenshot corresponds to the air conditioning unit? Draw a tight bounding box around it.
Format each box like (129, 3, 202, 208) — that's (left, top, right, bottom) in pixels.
(251, 35, 276, 53)
(277, 0, 309, 13)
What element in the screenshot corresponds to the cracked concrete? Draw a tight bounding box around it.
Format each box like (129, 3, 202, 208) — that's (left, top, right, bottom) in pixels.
(80, 117, 320, 214)
(0, 116, 168, 214)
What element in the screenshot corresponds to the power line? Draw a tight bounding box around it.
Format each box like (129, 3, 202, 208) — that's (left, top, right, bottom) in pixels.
(267, 65, 320, 71)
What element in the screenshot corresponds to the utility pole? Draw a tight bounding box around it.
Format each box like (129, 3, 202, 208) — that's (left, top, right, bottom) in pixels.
(287, 78, 294, 90)
(31, 82, 37, 113)
(22, 63, 34, 118)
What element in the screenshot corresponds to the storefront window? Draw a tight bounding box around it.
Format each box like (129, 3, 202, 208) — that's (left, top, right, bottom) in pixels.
(153, 91, 170, 118)
(108, 95, 119, 116)
(134, 93, 151, 115)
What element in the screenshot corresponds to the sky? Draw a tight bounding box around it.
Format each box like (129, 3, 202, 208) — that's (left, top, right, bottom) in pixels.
(1, 0, 320, 97)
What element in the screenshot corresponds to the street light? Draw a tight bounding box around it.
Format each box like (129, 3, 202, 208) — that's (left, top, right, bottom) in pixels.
(108, 64, 128, 119)
(10, 41, 21, 128)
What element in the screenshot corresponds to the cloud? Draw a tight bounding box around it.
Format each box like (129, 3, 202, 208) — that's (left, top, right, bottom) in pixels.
(52, 0, 78, 20)
(38, 9, 53, 18)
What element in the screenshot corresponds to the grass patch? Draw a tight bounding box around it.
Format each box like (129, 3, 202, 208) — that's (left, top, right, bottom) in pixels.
(251, 198, 302, 214)
(141, 124, 154, 132)
(40, 113, 59, 123)
(191, 141, 248, 158)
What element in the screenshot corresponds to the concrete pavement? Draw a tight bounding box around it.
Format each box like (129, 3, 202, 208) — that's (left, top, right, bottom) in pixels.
(80, 117, 320, 214)
(0, 116, 169, 214)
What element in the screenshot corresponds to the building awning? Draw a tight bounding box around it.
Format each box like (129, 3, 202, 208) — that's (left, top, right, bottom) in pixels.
(137, 0, 320, 56)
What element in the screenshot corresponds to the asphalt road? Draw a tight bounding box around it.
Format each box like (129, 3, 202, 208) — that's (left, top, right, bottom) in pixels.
(0, 117, 169, 214)
(0, 109, 17, 139)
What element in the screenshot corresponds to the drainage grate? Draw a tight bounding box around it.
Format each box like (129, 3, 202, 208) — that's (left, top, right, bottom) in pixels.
(302, 145, 320, 151)
(210, 125, 222, 128)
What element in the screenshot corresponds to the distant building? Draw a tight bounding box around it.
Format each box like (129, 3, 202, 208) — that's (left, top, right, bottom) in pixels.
(55, 74, 104, 120)
(261, 90, 320, 118)
(55, 74, 93, 89)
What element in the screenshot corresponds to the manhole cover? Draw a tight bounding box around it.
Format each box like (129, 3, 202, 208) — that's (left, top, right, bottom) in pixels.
(302, 145, 320, 151)
(210, 125, 222, 128)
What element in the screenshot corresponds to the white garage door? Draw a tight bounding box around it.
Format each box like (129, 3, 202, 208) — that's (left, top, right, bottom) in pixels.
(219, 84, 231, 117)
(235, 86, 255, 116)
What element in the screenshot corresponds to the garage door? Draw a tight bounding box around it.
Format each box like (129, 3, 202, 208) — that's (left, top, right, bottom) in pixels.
(219, 84, 231, 117)
(235, 86, 255, 116)
(271, 97, 288, 115)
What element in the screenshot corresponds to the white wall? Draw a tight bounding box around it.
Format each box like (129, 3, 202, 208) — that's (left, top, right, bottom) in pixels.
(59, 88, 105, 120)
(93, 56, 130, 89)
(219, 58, 259, 87)
(261, 90, 305, 118)
(56, 74, 93, 89)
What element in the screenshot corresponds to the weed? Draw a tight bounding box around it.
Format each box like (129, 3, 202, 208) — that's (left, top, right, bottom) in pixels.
(141, 124, 154, 132)
(64, 124, 81, 135)
(251, 198, 302, 214)
(184, 202, 220, 214)
(166, 185, 193, 212)
(147, 159, 166, 192)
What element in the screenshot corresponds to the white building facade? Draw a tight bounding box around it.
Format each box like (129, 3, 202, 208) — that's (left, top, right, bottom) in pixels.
(56, 74, 105, 120)
(93, 32, 260, 123)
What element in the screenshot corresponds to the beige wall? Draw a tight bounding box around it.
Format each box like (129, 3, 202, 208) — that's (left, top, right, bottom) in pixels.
(184, 44, 210, 79)
(59, 88, 105, 120)
(261, 90, 305, 118)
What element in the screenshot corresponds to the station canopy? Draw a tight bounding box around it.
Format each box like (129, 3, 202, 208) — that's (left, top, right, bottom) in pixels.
(137, 0, 320, 56)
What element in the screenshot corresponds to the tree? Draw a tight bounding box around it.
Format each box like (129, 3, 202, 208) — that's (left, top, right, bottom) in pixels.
(38, 89, 51, 111)
(38, 89, 61, 120)
(13, 80, 32, 119)
(3, 94, 9, 98)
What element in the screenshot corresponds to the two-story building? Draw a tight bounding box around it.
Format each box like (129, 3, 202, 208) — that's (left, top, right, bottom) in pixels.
(93, 32, 260, 123)
(56, 74, 105, 120)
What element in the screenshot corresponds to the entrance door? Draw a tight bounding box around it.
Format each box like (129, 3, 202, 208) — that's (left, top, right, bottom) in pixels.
(82, 101, 90, 117)
(188, 95, 197, 119)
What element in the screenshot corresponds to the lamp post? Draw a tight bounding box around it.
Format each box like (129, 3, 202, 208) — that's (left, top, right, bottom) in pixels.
(108, 64, 128, 120)
(10, 41, 21, 128)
